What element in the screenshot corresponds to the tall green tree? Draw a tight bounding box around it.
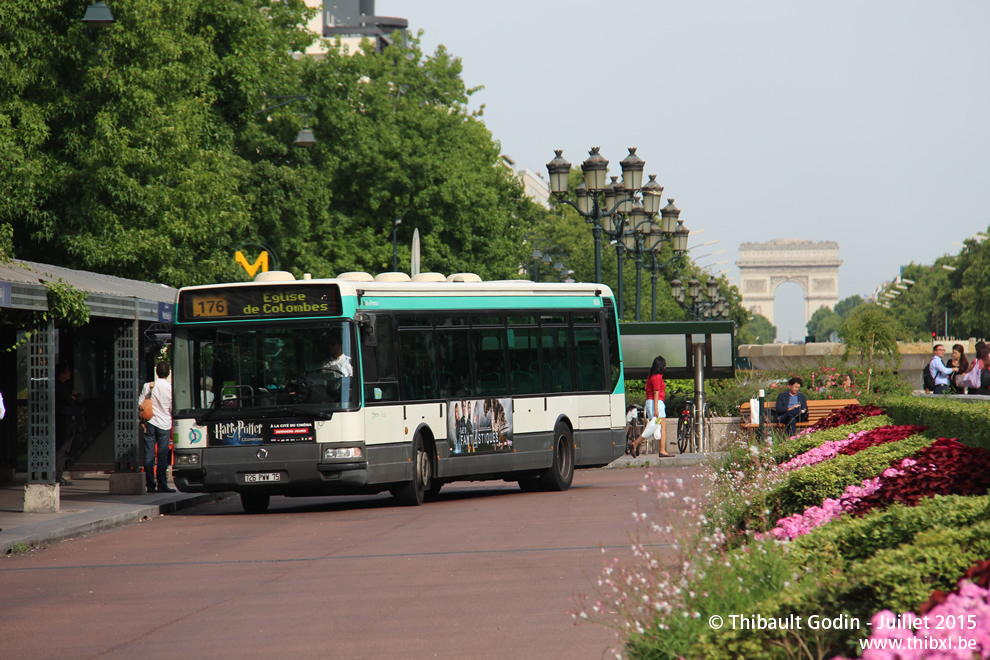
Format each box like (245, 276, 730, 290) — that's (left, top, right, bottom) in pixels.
(839, 305, 905, 373)
(739, 313, 776, 344)
(1, 2, 534, 287)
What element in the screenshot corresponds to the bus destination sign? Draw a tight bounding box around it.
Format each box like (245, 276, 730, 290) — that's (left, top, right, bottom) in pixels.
(178, 284, 342, 322)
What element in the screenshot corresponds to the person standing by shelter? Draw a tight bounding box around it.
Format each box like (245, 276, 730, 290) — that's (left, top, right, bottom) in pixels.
(632, 355, 672, 458)
(55, 363, 80, 486)
(139, 361, 173, 493)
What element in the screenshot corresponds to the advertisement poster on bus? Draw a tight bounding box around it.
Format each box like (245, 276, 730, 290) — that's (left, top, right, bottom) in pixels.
(446, 398, 513, 455)
(209, 418, 315, 446)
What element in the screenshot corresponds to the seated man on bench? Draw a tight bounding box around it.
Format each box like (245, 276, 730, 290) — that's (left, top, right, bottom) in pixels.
(773, 377, 808, 436)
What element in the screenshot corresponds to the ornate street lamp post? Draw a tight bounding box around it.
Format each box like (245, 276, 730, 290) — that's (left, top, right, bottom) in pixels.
(547, 147, 685, 319)
(670, 275, 730, 321)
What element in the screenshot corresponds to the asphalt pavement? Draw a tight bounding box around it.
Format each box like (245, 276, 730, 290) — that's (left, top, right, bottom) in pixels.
(0, 451, 714, 556)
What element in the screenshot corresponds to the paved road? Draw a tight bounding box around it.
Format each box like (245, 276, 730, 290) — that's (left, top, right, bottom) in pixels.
(1, 466, 703, 659)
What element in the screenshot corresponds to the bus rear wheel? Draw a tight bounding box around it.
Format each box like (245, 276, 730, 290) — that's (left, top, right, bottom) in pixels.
(240, 492, 270, 514)
(540, 423, 574, 492)
(393, 434, 431, 506)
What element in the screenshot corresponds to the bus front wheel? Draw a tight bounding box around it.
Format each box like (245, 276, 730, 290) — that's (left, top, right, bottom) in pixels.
(393, 434, 431, 506)
(540, 423, 574, 492)
(240, 492, 270, 514)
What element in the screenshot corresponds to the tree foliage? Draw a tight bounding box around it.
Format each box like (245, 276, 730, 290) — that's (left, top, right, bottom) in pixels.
(738, 313, 776, 344)
(806, 295, 864, 342)
(839, 305, 904, 370)
(0, 1, 534, 287)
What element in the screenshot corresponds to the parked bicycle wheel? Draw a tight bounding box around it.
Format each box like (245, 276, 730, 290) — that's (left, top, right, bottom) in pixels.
(676, 405, 693, 453)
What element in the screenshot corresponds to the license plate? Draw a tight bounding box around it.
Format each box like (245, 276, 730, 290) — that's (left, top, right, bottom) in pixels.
(245, 472, 281, 483)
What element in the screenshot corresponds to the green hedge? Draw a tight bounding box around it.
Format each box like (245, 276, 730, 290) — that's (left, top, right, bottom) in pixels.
(688, 518, 990, 660)
(882, 394, 990, 450)
(789, 494, 990, 565)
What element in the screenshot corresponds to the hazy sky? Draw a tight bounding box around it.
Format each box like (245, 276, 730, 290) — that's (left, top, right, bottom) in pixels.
(377, 1, 990, 341)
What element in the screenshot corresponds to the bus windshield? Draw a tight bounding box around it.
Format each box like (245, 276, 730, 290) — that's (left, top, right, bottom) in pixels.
(172, 321, 358, 416)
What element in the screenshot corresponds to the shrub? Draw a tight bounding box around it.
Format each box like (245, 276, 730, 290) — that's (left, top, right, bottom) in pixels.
(882, 394, 990, 451)
(691, 520, 990, 660)
(773, 434, 933, 518)
(789, 495, 990, 565)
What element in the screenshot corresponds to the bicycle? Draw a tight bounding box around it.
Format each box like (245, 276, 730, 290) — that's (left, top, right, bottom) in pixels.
(672, 390, 717, 454)
(624, 404, 645, 456)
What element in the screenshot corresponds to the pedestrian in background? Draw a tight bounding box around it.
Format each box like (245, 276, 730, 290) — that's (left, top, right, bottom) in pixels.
(139, 361, 173, 493)
(928, 344, 956, 395)
(947, 344, 969, 393)
(632, 355, 672, 458)
(55, 363, 80, 486)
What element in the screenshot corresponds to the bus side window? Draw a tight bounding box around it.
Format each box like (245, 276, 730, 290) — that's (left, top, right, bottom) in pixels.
(574, 326, 606, 391)
(362, 315, 399, 403)
(472, 327, 508, 396)
(540, 325, 573, 393)
(507, 323, 542, 395)
(397, 329, 438, 401)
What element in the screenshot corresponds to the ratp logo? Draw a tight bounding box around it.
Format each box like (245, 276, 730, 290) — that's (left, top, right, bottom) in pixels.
(189, 428, 203, 444)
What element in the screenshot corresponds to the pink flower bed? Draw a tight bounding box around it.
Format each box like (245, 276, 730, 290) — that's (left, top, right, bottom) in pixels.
(832, 579, 990, 659)
(756, 477, 883, 541)
(779, 429, 872, 472)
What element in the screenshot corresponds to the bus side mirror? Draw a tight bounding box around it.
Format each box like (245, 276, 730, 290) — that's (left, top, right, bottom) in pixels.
(354, 312, 377, 347)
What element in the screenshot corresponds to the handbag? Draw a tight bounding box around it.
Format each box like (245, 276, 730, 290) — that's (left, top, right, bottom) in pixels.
(640, 418, 658, 440)
(139, 383, 154, 421)
(961, 364, 982, 390)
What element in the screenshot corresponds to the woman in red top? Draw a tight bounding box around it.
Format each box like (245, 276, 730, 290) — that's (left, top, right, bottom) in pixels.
(632, 355, 672, 457)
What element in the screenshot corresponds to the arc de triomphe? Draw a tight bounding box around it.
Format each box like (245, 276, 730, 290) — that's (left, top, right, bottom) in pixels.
(737, 239, 841, 330)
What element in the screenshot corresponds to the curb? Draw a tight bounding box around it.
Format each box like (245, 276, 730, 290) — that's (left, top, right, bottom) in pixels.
(1, 492, 230, 556)
(605, 452, 723, 469)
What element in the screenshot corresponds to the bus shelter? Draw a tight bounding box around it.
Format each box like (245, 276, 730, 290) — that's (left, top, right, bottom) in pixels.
(0, 260, 176, 511)
(619, 321, 735, 452)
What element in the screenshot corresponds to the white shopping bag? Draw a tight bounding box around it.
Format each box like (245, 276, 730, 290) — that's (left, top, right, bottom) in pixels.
(653, 420, 663, 441)
(749, 398, 760, 425)
(640, 418, 658, 440)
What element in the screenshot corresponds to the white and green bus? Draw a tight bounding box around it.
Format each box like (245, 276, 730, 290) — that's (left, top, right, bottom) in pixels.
(170, 271, 626, 513)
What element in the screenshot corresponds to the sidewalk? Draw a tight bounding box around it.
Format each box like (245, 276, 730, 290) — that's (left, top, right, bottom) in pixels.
(605, 450, 718, 469)
(0, 472, 228, 556)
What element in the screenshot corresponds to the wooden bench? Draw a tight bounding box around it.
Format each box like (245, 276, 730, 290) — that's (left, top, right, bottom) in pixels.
(739, 398, 859, 435)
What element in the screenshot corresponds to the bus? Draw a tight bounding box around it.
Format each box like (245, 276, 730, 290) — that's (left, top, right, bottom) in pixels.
(169, 270, 626, 513)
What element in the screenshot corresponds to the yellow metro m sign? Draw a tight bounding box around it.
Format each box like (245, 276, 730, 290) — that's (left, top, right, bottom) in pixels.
(235, 251, 269, 277)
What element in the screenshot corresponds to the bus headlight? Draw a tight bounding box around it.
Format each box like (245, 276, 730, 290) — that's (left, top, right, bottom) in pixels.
(323, 447, 363, 460)
(175, 453, 200, 465)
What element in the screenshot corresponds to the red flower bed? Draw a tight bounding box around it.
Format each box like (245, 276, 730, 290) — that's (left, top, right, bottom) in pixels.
(845, 438, 990, 516)
(919, 557, 990, 615)
(809, 404, 886, 431)
(836, 425, 928, 456)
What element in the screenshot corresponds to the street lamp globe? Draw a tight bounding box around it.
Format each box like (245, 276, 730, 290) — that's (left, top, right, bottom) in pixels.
(706, 276, 719, 299)
(673, 221, 690, 253)
(603, 176, 618, 211)
(82, 2, 115, 27)
(575, 182, 591, 215)
(641, 174, 664, 215)
(660, 198, 680, 235)
(619, 147, 645, 192)
(546, 150, 571, 194)
(688, 278, 701, 300)
(670, 279, 684, 303)
(581, 147, 609, 192)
